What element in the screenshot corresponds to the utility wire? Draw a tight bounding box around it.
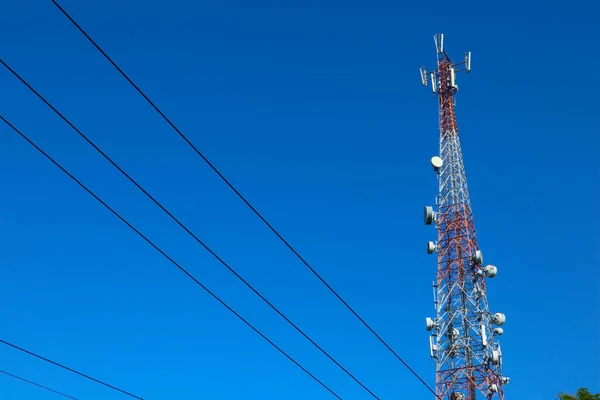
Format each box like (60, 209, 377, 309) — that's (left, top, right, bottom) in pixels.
(0, 56, 380, 399)
(0, 339, 138, 399)
(0, 115, 343, 400)
(0, 368, 80, 400)
(49, 1, 436, 396)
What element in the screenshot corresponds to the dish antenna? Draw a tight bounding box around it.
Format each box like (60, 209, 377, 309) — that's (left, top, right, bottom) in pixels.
(425, 317, 436, 331)
(491, 312, 506, 326)
(424, 206, 435, 225)
(477, 264, 498, 278)
(430, 156, 443, 172)
(427, 241, 437, 254)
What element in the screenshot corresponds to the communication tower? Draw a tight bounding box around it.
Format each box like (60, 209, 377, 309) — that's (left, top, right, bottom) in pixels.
(421, 34, 509, 399)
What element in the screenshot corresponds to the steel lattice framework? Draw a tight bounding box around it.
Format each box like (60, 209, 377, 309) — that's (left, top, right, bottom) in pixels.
(421, 34, 508, 400)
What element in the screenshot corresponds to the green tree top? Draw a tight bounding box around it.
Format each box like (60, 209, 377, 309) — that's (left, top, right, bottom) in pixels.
(558, 388, 600, 400)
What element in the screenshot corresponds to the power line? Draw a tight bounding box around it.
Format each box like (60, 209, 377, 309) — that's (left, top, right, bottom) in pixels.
(49, 1, 436, 395)
(0, 53, 380, 398)
(0, 339, 139, 399)
(0, 368, 80, 399)
(0, 115, 343, 400)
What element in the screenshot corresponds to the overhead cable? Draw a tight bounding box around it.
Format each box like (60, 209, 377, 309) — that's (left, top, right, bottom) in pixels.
(0, 339, 140, 399)
(0, 115, 342, 399)
(0, 368, 79, 399)
(0, 55, 380, 400)
(49, 1, 436, 395)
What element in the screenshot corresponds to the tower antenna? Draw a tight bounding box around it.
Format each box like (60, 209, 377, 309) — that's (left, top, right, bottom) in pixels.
(421, 34, 509, 400)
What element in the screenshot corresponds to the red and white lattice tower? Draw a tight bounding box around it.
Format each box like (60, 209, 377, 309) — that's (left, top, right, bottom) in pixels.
(421, 34, 509, 400)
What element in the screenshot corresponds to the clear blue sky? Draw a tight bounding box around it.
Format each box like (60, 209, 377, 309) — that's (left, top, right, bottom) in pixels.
(0, 0, 598, 399)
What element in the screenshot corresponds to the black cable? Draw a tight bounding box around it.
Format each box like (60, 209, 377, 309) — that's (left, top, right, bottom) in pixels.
(49, 1, 437, 396)
(0, 368, 80, 399)
(0, 339, 138, 399)
(0, 57, 380, 399)
(0, 115, 342, 400)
